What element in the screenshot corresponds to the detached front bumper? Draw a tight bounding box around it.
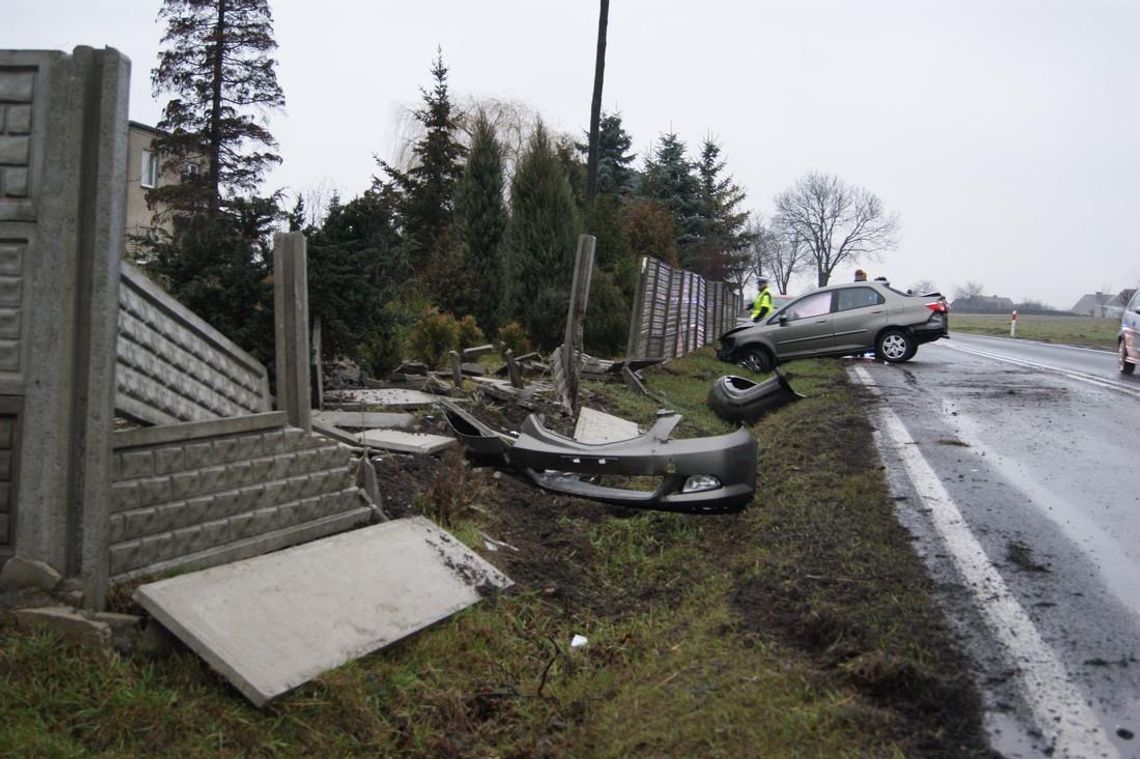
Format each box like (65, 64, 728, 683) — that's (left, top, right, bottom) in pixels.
(440, 401, 758, 514)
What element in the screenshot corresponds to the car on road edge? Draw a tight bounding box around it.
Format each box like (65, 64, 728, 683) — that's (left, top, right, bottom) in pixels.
(716, 280, 950, 372)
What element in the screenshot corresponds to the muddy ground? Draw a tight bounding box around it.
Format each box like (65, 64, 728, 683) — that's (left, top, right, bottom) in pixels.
(363, 378, 995, 756)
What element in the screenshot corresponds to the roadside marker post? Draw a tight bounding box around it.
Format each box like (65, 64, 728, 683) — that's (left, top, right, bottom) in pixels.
(1010, 309, 1017, 337)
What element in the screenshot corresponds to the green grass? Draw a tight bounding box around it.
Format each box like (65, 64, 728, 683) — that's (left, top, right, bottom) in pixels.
(951, 312, 1119, 350)
(0, 350, 987, 756)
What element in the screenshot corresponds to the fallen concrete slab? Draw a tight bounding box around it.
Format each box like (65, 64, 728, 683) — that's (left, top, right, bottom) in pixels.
(325, 388, 439, 406)
(312, 410, 414, 430)
(357, 429, 457, 454)
(573, 407, 640, 444)
(134, 517, 511, 707)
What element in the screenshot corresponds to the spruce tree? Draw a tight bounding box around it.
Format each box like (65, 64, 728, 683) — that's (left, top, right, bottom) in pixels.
(642, 133, 702, 267)
(503, 123, 581, 348)
(453, 113, 508, 333)
(150, 0, 285, 217)
(576, 112, 636, 197)
(378, 51, 466, 271)
(307, 185, 407, 362)
(694, 137, 751, 281)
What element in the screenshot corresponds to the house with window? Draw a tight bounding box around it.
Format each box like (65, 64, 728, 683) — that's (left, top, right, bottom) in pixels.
(124, 121, 202, 258)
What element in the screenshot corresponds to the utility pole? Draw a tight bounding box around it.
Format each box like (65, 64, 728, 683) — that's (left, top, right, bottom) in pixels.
(584, 0, 609, 204)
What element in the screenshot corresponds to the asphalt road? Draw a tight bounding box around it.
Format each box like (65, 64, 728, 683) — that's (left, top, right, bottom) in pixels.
(850, 332, 1140, 758)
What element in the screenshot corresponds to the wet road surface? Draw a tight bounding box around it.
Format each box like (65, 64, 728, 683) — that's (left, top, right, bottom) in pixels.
(851, 334, 1140, 757)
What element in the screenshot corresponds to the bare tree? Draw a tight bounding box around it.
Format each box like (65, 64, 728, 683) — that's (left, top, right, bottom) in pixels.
(743, 214, 809, 294)
(773, 172, 899, 286)
(909, 279, 937, 294)
(954, 281, 984, 300)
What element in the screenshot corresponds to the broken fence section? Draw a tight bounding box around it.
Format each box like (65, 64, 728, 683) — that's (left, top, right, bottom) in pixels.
(626, 256, 743, 362)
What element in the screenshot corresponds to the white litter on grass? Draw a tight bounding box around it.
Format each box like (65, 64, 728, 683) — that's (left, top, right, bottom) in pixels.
(570, 634, 588, 649)
(479, 531, 519, 552)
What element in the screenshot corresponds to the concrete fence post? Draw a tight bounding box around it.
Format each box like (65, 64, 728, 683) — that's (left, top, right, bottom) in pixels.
(1, 47, 129, 609)
(449, 350, 462, 386)
(505, 349, 523, 389)
(562, 234, 596, 414)
(273, 232, 311, 433)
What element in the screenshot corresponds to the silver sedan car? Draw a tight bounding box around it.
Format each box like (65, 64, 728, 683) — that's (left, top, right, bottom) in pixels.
(717, 281, 949, 373)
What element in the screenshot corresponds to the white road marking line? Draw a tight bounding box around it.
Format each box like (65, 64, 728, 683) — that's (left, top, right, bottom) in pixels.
(949, 333, 1116, 356)
(938, 342, 1140, 400)
(851, 366, 1117, 758)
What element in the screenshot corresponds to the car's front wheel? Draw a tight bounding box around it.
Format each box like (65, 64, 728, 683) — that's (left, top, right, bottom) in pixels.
(876, 329, 915, 363)
(1120, 340, 1135, 375)
(739, 346, 774, 374)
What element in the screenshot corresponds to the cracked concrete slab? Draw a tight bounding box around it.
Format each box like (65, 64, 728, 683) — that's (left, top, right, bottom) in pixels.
(356, 429, 457, 454)
(134, 517, 511, 707)
(312, 410, 414, 430)
(324, 388, 439, 406)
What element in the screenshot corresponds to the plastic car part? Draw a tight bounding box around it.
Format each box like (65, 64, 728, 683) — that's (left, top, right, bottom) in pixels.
(437, 399, 514, 463)
(508, 414, 757, 514)
(706, 371, 805, 424)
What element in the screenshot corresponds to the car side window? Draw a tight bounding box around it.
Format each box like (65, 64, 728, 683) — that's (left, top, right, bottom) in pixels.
(836, 287, 884, 312)
(1129, 292, 1140, 313)
(782, 292, 832, 322)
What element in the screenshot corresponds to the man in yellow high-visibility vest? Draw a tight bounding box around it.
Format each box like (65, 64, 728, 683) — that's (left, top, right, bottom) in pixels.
(751, 275, 773, 322)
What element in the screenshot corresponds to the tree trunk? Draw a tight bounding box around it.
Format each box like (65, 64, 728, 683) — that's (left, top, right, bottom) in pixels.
(208, 0, 227, 216)
(584, 0, 609, 204)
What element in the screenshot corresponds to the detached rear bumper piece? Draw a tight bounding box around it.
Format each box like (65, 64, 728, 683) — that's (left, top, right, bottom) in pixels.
(707, 371, 804, 424)
(440, 401, 757, 514)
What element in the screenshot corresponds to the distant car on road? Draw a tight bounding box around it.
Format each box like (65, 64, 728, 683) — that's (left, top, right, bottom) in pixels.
(1118, 289, 1140, 374)
(717, 281, 950, 372)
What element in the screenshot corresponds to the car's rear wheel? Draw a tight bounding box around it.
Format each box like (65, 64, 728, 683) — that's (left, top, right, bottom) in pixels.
(739, 346, 774, 374)
(1119, 340, 1135, 375)
(876, 329, 914, 363)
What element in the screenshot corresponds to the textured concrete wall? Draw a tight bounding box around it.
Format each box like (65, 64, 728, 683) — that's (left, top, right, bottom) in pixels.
(109, 413, 370, 581)
(0, 48, 129, 610)
(117, 262, 271, 426)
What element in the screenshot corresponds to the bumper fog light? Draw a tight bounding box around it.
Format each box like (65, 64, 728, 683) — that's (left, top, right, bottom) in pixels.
(682, 475, 721, 493)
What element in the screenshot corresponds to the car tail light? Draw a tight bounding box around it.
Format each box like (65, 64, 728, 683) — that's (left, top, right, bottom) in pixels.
(926, 301, 948, 313)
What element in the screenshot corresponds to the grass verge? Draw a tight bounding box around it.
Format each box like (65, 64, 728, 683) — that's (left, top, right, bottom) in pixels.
(951, 312, 1119, 349)
(0, 351, 991, 756)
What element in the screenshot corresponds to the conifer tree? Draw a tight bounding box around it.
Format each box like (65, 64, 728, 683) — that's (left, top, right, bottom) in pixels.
(453, 113, 508, 333)
(577, 112, 637, 197)
(307, 185, 406, 361)
(378, 51, 466, 270)
(503, 123, 581, 348)
(642, 133, 703, 267)
(694, 137, 751, 281)
(150, 0, 285, 217)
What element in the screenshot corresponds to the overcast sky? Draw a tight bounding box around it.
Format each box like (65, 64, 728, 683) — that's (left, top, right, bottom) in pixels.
(7, 0, 1139, 308)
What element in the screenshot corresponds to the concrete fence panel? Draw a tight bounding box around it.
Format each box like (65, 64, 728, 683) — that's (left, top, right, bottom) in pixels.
(116, 262, 271, 426)
(625, 256, 741, 361)
(109, 412, 371, 582)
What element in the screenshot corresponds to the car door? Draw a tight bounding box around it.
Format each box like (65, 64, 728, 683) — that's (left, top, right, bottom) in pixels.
(1125, 291, 1140, 356)
(770, 291, 835, 358)
(831, 286, 888, 353)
